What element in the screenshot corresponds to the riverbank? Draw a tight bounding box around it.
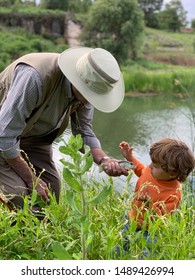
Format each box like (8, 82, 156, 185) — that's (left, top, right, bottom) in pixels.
(123, 64, 195, 96)
(121, 27, 195, 95)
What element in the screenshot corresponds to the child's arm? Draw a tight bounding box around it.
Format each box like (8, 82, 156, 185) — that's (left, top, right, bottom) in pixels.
(119, 141, 133, 161)
(119, 141, 145, 177)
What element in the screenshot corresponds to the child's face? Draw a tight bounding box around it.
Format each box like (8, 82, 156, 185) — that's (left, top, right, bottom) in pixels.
(149, 162, 175, 181)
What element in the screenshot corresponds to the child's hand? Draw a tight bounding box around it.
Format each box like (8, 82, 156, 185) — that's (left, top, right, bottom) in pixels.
(119, 141, 133, 161)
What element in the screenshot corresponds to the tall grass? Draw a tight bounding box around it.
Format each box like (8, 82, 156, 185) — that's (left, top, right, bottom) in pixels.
(0, 135, 195, 260)
(123, 65, 195, 95)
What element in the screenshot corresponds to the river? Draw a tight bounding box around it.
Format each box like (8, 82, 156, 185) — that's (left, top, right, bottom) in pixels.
(53, 95, 195, 192)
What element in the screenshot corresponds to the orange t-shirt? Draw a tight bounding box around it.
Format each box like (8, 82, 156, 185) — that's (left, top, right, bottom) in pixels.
(128, 158, 182, 228)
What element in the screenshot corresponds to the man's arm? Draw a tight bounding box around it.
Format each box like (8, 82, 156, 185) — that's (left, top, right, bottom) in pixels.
(71, 104, 129, 177)
(0, 64, 49, 202)
(0, 64, 42, 156)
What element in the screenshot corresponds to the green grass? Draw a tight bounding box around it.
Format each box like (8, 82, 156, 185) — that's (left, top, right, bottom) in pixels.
(122, 65, 195, 95)
(121, 27, 195, 95)
(0, 6, 65, 15)
(0, 177, 194, 260)
(144, 27, 195, 55)
(1, 15, 195, 94)
(0, 26, 68, 71)
(0, 136, 195, 260)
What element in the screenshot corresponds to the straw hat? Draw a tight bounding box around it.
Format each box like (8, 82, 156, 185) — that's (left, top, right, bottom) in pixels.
(58, 47, 124, 113)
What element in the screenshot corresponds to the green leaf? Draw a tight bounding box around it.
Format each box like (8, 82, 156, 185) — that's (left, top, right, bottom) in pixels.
(86, 234, 93, 249)
(63, 168, 83, 192)
(59, 143, 80, 160)
(69, 134, 83, 150)
(51, 241, 73, 260)
(66, 190, 81, 215)
(59, 145, 71, 155)
(80, 216, 90, 235)
(126, 170, 134, 186)
(80, 154, 93, 174)
(87, 185, 112, 205)
(60, 159, 75, 170)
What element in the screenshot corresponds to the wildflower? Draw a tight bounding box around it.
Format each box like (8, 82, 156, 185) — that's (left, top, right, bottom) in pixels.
(174, 79, 181, 86)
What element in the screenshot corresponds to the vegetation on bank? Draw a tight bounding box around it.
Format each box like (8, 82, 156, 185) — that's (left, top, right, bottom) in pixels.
(0, 26, 68, 71)
(123, 65, 195, 95)
(1, 24, 195, 95)
(123, 27, 195, 95)
(1, 1, 195, 95)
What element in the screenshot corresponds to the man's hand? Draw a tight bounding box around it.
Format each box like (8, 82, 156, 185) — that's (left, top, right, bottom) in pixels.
(5, 155, 50, 203)
(27, 174, 50, 203)
(101, 159, 129, 177)
(90, 147, 129, 176)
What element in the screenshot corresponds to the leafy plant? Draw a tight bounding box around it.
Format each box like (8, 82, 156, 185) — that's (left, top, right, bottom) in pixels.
(1, 134, 195, 260)
(59, 134, 114, 259)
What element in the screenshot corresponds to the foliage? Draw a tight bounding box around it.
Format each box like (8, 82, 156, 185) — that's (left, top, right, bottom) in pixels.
(0, 0, 16, 7)
(0, 0, 36, 9)
(80, 0, 145, 63)
(0, 26, 68, 71)
(0, 6, 65, 14)
(0, 135, 128, 260)
(138, 0, 163, 28)
(59, 134, 117, 259)
(123, 64, 195, 95)
(41, 0, 93, 13)
(157, 0, 187, 32)
(0, 134, 195, 260)
(41, 0, 69, 10)
(191, 19, 195, 30)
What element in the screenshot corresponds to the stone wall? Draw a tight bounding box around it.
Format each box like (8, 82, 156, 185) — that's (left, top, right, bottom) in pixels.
(0, 13, 82, 46)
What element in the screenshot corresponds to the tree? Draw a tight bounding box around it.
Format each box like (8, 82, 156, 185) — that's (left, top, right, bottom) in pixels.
(137, 0, 163, 28)
(68, 0, 93, 13)
(191, 19, 195, 30)
(0, 0, 19, 7)
(41, 0, 69, 10)
(40, 0, 93, 12)
(158, 0, 187, 31)
(81, 0, 145, 63)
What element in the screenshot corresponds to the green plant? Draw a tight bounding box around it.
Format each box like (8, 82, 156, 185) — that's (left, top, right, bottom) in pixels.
(59, 134, 116, 259)
(1, 135, 195, 260)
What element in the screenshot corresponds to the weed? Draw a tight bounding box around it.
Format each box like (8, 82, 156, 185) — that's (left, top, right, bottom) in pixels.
(0, 135, 195, 260)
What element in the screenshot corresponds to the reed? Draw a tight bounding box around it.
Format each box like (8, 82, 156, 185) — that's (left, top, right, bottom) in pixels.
(123, 65, 195, 95)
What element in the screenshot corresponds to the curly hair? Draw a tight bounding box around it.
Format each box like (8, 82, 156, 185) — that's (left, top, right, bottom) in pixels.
(149, 138, 195, 182)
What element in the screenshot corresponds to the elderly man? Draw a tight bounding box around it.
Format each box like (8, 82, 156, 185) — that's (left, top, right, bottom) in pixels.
(0, 47, 128, 209)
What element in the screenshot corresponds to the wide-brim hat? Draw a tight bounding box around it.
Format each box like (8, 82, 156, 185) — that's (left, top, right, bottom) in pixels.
(58, 47, 124, 113)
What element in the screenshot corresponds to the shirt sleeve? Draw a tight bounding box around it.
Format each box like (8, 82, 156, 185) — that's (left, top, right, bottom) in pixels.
(70, 102, 101, 148)
(132, 157, 145, 177)
(0, 64, 43, 158)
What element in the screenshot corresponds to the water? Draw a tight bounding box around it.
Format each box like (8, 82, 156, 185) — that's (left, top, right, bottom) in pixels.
(53, 95, 195, 192)
(92, 95, 195, 162)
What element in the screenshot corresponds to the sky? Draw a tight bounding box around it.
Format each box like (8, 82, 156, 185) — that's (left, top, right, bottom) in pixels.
(164, 0, 195, 25)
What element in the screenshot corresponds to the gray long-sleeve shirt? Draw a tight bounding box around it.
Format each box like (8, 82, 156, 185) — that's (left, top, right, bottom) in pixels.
(0, 64, 101, 159)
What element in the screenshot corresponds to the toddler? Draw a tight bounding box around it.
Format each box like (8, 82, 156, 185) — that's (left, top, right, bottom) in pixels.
(119, 138, 195, 229)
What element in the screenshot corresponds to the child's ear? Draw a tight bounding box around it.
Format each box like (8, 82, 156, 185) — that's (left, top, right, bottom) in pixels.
(169, 175, 176, 178)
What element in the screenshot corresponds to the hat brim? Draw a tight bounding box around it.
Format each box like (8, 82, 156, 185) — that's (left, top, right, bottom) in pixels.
(58, 47, 124, 113)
